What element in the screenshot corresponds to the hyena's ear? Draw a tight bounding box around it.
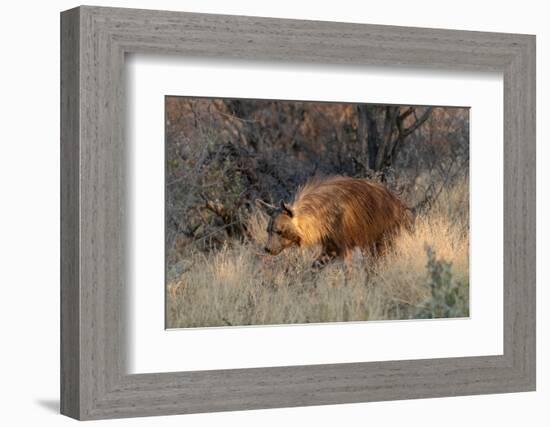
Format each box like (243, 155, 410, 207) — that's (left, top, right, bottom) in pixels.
(255, 199, 277, 214)
(280, 200, 293, 217)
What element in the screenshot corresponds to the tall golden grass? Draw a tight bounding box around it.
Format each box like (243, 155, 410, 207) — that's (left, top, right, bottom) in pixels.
(166, 179, 469, 328)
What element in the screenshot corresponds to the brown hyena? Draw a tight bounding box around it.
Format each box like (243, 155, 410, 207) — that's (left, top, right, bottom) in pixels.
(257, 176, 412, 264)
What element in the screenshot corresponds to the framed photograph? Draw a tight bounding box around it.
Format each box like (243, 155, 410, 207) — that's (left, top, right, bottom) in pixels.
(60, 6, 536, 420)
(164, 97, 470, 329)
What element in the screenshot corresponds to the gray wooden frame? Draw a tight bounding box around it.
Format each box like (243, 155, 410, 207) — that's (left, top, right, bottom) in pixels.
(60, 5, 536, 420)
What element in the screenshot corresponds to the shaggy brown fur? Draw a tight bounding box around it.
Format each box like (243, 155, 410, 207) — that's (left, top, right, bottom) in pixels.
(259, 176, 412, 262)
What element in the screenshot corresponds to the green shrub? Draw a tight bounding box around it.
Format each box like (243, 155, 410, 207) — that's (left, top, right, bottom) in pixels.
(415, 245, 469, 319)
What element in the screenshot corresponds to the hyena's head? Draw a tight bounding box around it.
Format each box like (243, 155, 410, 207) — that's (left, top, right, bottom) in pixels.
(256, 199, 301, 255)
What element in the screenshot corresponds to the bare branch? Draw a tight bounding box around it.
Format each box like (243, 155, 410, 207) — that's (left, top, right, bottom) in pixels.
(356, 104, 370, 170)
(403, 107, 433, 138)
(399, 107, 414, 121)
(375, 106, 399, 170)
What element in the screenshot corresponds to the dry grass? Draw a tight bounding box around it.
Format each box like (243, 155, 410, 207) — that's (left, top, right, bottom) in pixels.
(166, 180, 469, 328)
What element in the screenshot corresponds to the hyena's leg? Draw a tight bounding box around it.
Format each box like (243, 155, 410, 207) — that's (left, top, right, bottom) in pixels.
(312, 239, 341, 268)
(312, 253, 337, 269)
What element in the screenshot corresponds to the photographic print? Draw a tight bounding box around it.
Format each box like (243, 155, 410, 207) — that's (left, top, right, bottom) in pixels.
(165, 97, 469, 328)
